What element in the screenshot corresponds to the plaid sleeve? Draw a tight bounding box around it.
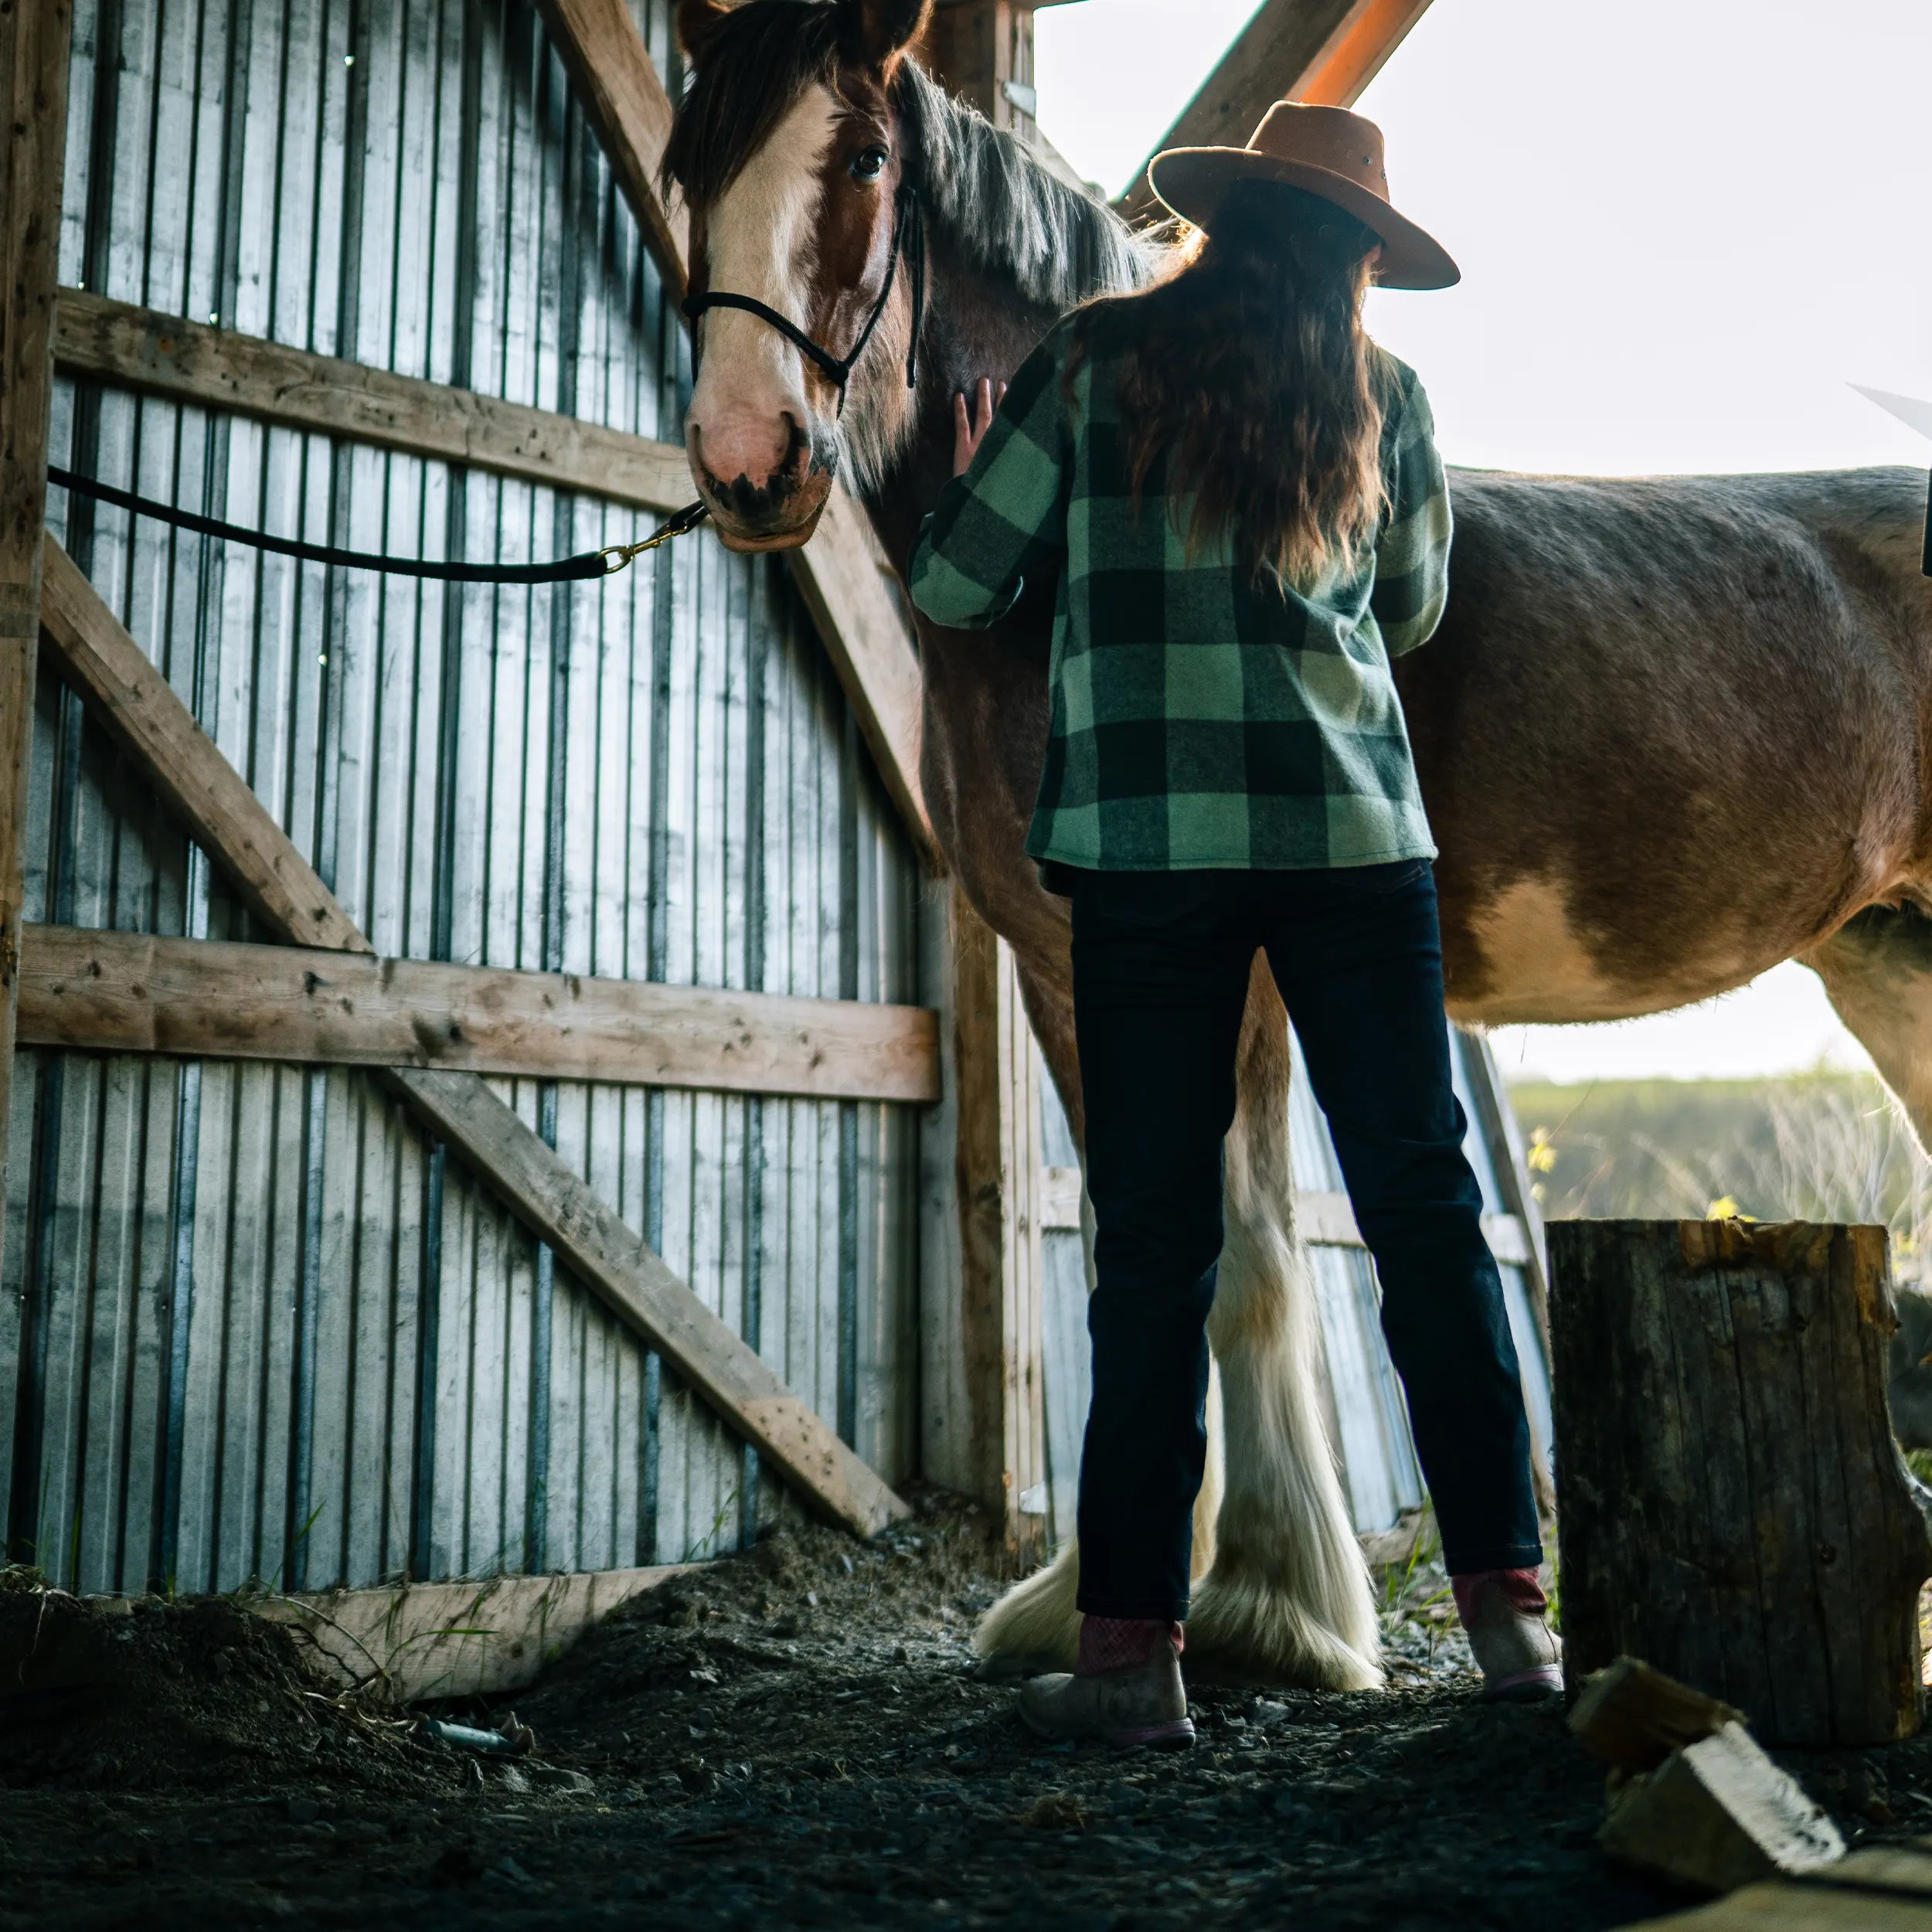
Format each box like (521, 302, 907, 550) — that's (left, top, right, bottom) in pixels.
(908, 330, 1071, 631)
(1369, 369, 1452, 657)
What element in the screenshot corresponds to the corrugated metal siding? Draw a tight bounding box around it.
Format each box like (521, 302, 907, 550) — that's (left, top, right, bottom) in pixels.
(2, 0, 922, 1594)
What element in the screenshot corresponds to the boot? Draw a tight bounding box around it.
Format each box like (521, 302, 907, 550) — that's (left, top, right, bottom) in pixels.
(1015, 1617, 1195, 1750)
(1452, 1568, 1563, 1702)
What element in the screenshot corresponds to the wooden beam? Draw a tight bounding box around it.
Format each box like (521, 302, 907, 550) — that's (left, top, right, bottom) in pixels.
(949, 889, 1046, 1556)
(919, 2, 1039, 142)
(1294, 0, 1435, 107)
(1116, 0, 1436, 221)
(39, 544, 368, 954)
(391, 1063, 908, 1536)
(532, 0, 933, 850)
(785, 489, 927, 842)
(53, 291, 694, 513)
(1039, 1164, 1531, 1265)
(19, 923, 940, 1104)
(533, 0, 689, 298)
(1293, 1186, 1532, 1268)
(0, 0, 73, 1284)
(53, 290, 931, 851)
(35, 540, 908, 1538)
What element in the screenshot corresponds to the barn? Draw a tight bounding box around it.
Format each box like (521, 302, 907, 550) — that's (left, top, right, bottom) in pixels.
(0, 0, 1550, 1648)
(0, 2, 1645, 1900)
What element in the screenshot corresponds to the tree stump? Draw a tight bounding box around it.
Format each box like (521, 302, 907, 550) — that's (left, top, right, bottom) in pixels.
(1549, 1219, 1932, 1747)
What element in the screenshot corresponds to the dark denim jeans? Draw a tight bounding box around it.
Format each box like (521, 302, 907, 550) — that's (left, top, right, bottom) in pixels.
(1068, 860, 1543, 1622)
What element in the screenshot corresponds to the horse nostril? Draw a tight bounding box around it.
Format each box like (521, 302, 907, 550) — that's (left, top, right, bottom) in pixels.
(781, 413, 816, 481)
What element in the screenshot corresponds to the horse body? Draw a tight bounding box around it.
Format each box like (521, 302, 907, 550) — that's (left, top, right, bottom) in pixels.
(668, 0, 1932, 1686)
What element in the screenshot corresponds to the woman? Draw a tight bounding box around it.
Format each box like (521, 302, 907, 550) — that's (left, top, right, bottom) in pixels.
(910, 103, 1559, 1748)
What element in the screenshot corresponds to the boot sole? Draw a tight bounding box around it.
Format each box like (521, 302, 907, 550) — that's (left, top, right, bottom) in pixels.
(1018, 1704, 1196, 1752)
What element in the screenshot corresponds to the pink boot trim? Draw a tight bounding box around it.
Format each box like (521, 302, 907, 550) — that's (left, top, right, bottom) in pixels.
(1077, 1616, 1185, 1675)
(1486, 1664, 1565, 1699)
(1451, 1567, 1546, 1628)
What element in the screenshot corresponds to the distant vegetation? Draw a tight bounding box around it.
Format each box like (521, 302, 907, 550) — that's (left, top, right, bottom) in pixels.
(1506, 1072, 1932, 1282)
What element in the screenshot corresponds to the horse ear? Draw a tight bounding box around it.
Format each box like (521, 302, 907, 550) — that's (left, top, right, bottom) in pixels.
(839, 0, 932, 67)
(676, 0, 732, 60)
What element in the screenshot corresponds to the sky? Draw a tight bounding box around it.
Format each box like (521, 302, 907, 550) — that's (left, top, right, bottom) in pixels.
(1034, 0, 1932, 1083)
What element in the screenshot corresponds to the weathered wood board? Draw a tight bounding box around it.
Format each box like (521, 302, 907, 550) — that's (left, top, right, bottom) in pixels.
(36, 538, 909, 1540)
(18, 923, 939, 1104)
(1549, 1219, 1932, 1747)
(53, 291, 696, 512)
(0, 0, 73, 1285)
(256, 1564, 689, 1704)
(1641, 1843, 1932, 1927)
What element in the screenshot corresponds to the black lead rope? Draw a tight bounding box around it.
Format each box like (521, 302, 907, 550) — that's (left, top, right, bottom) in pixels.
(46, 465, 710, 583)
(683, 182, 927, 403)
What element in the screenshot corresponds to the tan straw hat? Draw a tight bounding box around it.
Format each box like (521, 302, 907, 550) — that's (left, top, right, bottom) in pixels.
(1148, 101, 1458, 291)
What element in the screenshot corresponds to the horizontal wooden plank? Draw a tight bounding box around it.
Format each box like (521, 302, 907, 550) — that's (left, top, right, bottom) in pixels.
(18, 924, 940, 1104)
(52, 287, 935, 855)
(1039, 1170, 1529, 1266)
(53, 289, 694, 514)
(1299, 1188, 1532, 1267)
(36, 540, 910, 1539)
(1039, 1163, 1083, 1233)
(251, 1564, 690, 1703)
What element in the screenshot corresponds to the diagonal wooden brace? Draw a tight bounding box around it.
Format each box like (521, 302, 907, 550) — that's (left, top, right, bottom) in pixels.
(36, 538, 909, 1539)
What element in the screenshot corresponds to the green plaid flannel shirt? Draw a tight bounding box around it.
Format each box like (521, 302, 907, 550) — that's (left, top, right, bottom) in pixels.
(908, 318, 1451, 872)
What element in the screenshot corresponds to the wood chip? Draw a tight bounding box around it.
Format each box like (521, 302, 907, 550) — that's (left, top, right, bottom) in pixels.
(1570, 1655, 1744, 1773)
(1599, 1721, 1844, 1895)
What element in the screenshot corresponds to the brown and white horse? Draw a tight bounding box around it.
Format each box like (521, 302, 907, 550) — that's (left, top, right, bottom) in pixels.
(668, 0, 1932, 1688)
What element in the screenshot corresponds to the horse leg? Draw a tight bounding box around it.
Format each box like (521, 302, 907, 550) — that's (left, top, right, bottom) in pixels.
(1185, 954, 1383, 1689)
(972, 952, 1376, 1689)
(971, 954, 1223, 1675)
(1804, 906, 1932, 1145)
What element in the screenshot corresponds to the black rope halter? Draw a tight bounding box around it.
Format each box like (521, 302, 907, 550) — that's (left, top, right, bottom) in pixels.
(682, 182, 926, 406)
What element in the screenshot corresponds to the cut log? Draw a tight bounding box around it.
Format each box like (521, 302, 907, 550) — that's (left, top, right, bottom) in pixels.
(1548, 1219, 1932, 1747)
(1598, 1721, 1845, 1895)
(1570, 1655, 1743, 1774)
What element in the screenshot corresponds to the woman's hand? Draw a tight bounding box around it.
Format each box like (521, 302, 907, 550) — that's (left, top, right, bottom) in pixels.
(951, 376, 1008, 477)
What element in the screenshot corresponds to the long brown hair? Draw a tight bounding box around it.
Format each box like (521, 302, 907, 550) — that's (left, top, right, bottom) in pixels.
(1077, 180, 1389, 590)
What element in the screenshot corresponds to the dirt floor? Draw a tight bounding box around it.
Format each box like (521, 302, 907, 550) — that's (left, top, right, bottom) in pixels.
(4, 1494, 1929, 1930)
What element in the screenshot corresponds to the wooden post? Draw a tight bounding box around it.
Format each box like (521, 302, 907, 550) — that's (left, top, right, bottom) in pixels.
(947, 887, 1047, 1556)
(1549, 1218, 1932, 1747)
(0, 0, 73, 1281)
(920, 1, 1040, 141)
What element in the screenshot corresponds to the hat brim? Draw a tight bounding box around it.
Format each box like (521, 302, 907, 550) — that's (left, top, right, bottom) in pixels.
(1145, 148, 1460, 291)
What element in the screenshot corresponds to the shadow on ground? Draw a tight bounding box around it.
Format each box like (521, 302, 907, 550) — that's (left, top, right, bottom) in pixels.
(2, 1492, 1922, 1930)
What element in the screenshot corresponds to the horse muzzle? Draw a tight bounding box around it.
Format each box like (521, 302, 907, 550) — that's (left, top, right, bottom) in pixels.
(687, 417, 835, 553)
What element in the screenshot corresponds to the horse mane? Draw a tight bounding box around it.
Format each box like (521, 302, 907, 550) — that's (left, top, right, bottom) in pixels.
(661, 1, 1155, 310)
(894, 60, 1157, 308)
(662, 2, 843, 209)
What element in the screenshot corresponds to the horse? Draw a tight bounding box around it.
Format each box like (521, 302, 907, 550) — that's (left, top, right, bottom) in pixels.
(665, 0, 1932, 1689)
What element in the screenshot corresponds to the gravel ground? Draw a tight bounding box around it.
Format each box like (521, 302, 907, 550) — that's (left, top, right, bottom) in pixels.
(3, 1492, 1926, 1930)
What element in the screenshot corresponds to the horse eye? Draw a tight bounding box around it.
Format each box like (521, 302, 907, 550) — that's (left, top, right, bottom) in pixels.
(851, 145, 888, 182)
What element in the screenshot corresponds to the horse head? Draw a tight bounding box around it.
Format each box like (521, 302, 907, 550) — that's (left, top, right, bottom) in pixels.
(666, 0, 931, 553)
